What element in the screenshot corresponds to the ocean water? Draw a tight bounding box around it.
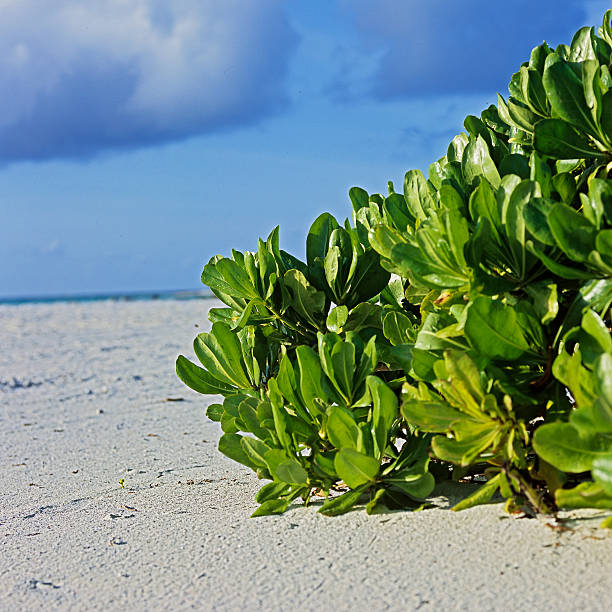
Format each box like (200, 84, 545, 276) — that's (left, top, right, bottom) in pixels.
(0, 288, 213, 306)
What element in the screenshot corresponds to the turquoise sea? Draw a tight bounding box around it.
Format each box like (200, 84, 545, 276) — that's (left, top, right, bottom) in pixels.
(0, 288, 213, 306)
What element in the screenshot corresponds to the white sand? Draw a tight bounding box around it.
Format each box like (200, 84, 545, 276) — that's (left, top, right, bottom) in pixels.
(1, 299, 611, 611)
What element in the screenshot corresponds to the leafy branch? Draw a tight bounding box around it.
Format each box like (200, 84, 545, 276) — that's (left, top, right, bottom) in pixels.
(176, 11, 612, 526)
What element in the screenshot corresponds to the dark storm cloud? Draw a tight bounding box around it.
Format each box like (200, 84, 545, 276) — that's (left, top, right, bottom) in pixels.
(0, 1, 297, 162)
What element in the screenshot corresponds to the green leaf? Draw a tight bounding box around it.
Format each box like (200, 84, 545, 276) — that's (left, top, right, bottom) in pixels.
(175, 355, 236, 395)
(385, 471, 435, 500)
(357, 421, 374, 456)
(368, 223, 406, 266)
(329, 339, 356, 401)
(344, 302, 383, 332)
(482, 104, 510, 135)
(571, 393, 612, 438)
(533, 423, 612, 472)
(547, 203, 597, 262)
(507, 97, 539, 132)
(242, 251, 259, 290)
(447, 133, 469, 163)
(528, 241, 595, 279)
(462, 135, 501, 189)
(324, 246, 341, 298)
(221, 395, 241, 418)
(383, 192, 416, 232)
(314, 451, 337, 478)
(555, 481, 612, 510)
(257, 238, 276, 291)
(229, 299, 264, 331)
(279, 249, 308, 276)
(569, 26, 596, 62)
(464, 115, 491, 145)
(218, 433, 258, 469)
(334, 448, 380, 488)
(483, 171, 518, 227)
(582, 59, 603, 121)
(414, 312, 468, 353)
(432, 423, 499, 466)
(390, 239, 469, 289)
(354, 335, 378, 390)
(274, 460, 309, 486)
(439, 182, 467, 214)
(255, 481, 290, 503)
(600, 89, 612, 147)
(327, 305, 348, 332)
(238, 401, 269, 439)
(268, 378, 293, 451)
(318, 486, 366, 516)
(590, 179, 612, 225)
(349, 249, 391, 306)
(593, 454, 612, 496)
(533, 119, 605, 159)
(596, 230, 612, 266)
(382, 311, 415, 345)
(306, 213, 338, 268)
(264, 450, 308, 486)
(529, 41, 551, 73)
(296, 345, 333, 415)
(194, 323, 252, 388)
(543, 56, 599, 137)
(552, 350, 598, 409)
(520, 66, 548, 115)
(403, 169, 436, 221)
(251, 498, 290, 517)
(202, 257, 257, 303)
(499, 153, 530, 179)
(464, 297, 533, 362)
(317, 329, 339, 379)
(284, 269, 326, 328)
(240, 437, 271, 468)
(367, 376, 398, 460)
(220, 411, 239, 433)
(349, 186, 370, 213)
(498, 178, 535, 279)
(207, 307, 242, 326)
(275, 355, 310, 423)
(552, 172, 577, 202)
(206, 403, 224, 421)
(212, 257, 260, 300)
(326, 405, 360, 450)
(523, 198, 555, 246)
(401, 400, 465, 432)
(581, 309, 612, 353)
(452, 474, 501, 511)
(525, 282, 559, 324)
(445, 350, 486, 404)
(365, 488, 388, 515)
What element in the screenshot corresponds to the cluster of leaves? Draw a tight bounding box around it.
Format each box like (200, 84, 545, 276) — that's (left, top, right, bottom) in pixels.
(177, 13, 612, 525)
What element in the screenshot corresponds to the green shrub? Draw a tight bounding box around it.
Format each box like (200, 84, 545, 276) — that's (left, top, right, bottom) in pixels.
(177, 12, 612, 525)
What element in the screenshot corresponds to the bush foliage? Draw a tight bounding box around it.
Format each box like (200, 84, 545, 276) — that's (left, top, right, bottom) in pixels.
(177, 13, 612, 525)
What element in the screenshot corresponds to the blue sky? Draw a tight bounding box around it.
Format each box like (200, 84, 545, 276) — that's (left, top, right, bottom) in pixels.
(1, 0, 609, 298)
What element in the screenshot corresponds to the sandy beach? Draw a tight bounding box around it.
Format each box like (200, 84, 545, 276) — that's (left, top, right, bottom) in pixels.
(1, 298, 611, 611)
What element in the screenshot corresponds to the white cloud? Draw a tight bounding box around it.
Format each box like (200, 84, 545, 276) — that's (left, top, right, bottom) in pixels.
(0, 0, 297, 161)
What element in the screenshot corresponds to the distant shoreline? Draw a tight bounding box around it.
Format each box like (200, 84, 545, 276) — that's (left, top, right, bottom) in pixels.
(0, 288, 214, 306)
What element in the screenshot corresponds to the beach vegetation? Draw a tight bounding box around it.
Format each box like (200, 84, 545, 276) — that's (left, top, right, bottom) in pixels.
(177, 12, 612, 525)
